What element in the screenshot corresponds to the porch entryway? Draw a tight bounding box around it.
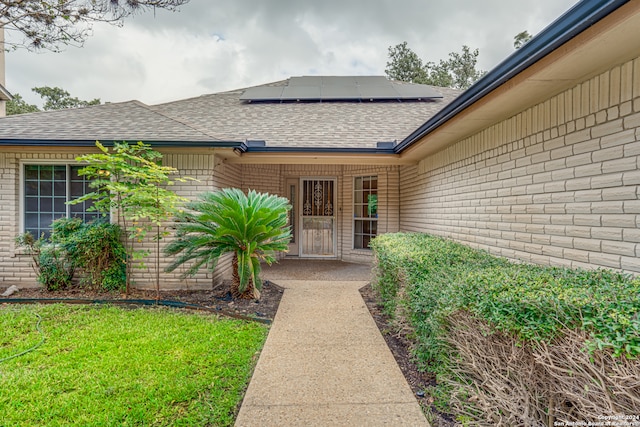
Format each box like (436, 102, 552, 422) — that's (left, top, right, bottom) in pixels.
(262, 259, 372, 282)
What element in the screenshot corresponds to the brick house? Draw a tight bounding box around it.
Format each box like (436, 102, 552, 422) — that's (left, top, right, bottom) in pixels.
(0, 0, 639, 289)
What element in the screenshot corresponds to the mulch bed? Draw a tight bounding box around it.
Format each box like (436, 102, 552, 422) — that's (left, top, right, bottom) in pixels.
(0, 280, 285, 323)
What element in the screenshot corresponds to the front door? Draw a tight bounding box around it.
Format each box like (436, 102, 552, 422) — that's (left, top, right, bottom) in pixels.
(300, 178, 336, 257)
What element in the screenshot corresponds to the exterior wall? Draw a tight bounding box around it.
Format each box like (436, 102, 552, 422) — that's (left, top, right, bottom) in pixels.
(136, 153, 239, 289)
(0, 150, 240, 289)
(400, 57, 640, 274)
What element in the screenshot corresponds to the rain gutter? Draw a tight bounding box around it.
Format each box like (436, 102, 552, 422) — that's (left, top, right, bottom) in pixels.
(0, 139, 244, 148)
(394, 0, 630, 154)
(234, 140, 397, 155)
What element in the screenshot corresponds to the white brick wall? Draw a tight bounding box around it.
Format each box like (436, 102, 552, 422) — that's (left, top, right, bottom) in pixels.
(0, 150, 240, 289)
(402, 57, 640, 274)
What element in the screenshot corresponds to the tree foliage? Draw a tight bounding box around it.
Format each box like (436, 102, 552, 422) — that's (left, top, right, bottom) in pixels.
(514, 30, 532, 49)
(165, 188, 291, 300)
(6, 93, 40, 115)
(1, 0, 189, 51)
(6, 86, 101, 115)
(385, 42, 485, 90)
(33, 86, 100, 110)
(385, 41, 428, 84)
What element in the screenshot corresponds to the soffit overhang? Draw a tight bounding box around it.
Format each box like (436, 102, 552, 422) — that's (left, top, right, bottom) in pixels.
(398, 0, 640, 163)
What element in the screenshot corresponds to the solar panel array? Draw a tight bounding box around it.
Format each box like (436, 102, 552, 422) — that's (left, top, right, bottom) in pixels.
(239, 76, 443, 102)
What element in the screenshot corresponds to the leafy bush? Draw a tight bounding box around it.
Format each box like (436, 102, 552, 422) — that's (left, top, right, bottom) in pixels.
(37, 246, 75, 290)
(51, 218, 127, 291)
(16, 218, 126, 292)
(15, 232, 74, 291)
(371, 233, 508, 370)
(372, 233, 640, 363)
(460, 265, 640, 357)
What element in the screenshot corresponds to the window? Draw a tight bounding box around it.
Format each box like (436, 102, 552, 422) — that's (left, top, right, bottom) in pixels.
(23, 164, 99, 238)
(353, 176, 378, 249)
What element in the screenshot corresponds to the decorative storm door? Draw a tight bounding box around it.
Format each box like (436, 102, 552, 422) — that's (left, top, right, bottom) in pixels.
(301, 179, 336, 257)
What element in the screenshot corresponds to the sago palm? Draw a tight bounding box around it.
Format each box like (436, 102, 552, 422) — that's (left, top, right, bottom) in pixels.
(164, 188, 291, 299)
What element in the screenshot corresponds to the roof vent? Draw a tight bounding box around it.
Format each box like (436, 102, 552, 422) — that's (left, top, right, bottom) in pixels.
(246, 140, 266, 147)
(376, 141, 397, 150)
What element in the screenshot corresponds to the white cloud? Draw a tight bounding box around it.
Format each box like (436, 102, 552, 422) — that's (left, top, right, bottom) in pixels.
(4, 0, 579, 107)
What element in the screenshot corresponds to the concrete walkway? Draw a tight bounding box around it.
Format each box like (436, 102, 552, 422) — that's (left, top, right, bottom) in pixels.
(235, 261, 428, 426)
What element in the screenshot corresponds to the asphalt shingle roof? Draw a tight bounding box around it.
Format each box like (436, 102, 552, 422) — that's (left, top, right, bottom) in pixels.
(0, 100, 220, 142)
(0, 78, 461, 149)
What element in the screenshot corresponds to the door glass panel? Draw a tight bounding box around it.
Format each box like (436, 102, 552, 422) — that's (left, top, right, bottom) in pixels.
(302, 218, 334, 256)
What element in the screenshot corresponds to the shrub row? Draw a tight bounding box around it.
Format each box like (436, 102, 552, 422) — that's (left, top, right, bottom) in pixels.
(371, 233, 640, 423)
(372, 232, 639, 362)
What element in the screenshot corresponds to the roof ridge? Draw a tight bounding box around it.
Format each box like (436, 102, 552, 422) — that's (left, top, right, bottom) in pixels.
(144, 103, 224, 141)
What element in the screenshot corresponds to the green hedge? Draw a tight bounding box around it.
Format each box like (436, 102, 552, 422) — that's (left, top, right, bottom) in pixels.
(371, 233, 640, 368)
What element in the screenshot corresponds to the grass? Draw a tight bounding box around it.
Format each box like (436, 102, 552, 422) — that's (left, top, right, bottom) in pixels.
(0, 304, 268, 426)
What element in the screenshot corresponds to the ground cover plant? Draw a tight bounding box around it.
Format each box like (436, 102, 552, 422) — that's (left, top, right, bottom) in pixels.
(371, 232, 640, 426)
(0, 304, 268, 426)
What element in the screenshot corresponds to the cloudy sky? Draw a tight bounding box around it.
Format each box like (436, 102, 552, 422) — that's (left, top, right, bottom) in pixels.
(5, 0, 579, 107)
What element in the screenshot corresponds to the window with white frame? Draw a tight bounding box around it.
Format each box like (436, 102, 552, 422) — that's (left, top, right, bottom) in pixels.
(23, 164, 99, 238)
(353, 175, 378, 249)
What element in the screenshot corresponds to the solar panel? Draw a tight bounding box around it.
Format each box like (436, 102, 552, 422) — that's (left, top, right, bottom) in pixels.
(282, 85, 321, 100)
(359, 84, 400, 99)
(289, 76, 323, 86)
(392, 83, 442, 99)
(321, 84, 360, 99)
(239, 86, 284, 101)
(240, 76, 443, 102)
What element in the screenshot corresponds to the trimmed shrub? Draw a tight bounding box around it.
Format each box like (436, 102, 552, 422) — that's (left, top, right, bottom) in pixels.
(371, 232, 640, 424)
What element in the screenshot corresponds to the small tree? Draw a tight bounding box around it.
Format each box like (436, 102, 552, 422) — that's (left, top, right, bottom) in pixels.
(70, 141, 189, 295)
(164, 188, 291, 300)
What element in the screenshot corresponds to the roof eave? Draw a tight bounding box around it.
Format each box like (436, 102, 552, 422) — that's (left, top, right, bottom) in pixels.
(394, 0, 631, 155)
(226, 143, 408, 165)
(0, 84, 12, 101)
(0, 139, 244, 148)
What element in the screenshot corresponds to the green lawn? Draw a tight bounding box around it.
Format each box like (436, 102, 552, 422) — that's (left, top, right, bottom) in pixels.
(0, 304, 268, 426)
